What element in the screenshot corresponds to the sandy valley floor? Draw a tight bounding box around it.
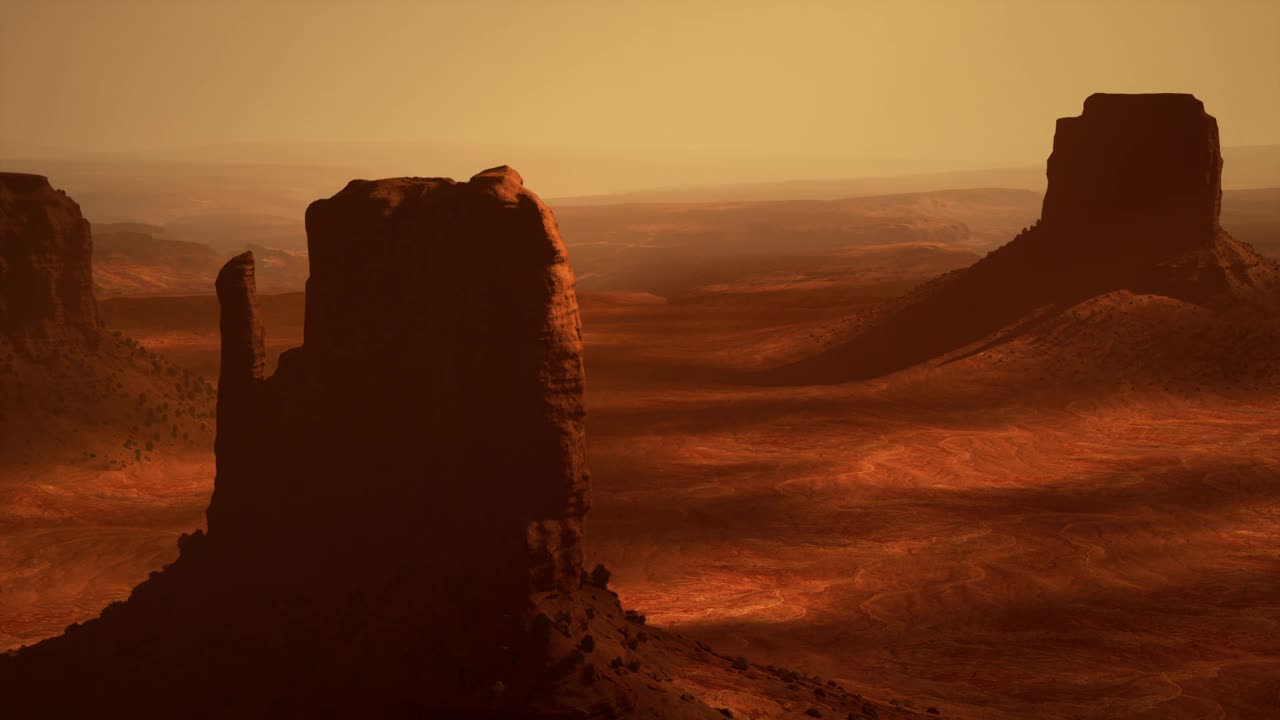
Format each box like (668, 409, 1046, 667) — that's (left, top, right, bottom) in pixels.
(3, 289, 1277, 719)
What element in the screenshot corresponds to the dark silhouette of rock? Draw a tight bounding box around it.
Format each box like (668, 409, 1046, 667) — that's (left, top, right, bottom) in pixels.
(0, 173, 98, 350)
(772, 93, 1280, 383)
(8, 167, 848, 719)
(1041, 93, 1222, 239)
(213, 250, 265, 390)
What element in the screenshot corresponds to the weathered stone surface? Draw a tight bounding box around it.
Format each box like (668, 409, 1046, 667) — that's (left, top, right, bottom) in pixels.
(200, 167, 588, 598)
(214, 250, 265, 389)
(0, 173, 98, 348)
(296, 165, 588, 593)
(1041, 93, 1223, 240)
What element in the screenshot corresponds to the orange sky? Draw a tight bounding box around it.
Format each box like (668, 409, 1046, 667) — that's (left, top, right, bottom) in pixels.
(2, 0, 1278, 173)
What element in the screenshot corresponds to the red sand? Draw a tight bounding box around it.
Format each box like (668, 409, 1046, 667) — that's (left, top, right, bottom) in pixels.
(5, 288, 1278, 718)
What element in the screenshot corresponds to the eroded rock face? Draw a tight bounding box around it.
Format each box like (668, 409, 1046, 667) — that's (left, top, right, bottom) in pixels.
(205, 167, 587, 597)
(1041, 93, 1223, 241)
(298, 165, 588, 593)
(0, 173, 98, 348)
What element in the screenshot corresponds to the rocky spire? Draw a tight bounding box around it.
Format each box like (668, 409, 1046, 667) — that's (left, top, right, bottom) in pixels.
(208, 251, 266, 536)
(214, 250, 265, 390)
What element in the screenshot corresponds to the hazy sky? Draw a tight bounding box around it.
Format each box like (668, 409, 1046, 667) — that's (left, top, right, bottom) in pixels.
(3, 0, 1278, 172)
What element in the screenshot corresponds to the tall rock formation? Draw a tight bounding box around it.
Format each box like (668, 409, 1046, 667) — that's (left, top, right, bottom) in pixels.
(1040, 93, 1222, 240)
(3, 167, 787, 719)
(0, 173, 98, 349)
(772, 93, 1280, 383)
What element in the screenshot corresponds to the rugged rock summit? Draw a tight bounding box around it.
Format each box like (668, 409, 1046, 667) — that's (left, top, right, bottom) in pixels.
(773, 93, 1280, 383)
(1041, 93, 1222, 239)
(0, 172, 98, 349)
(200, 168, 589, 612)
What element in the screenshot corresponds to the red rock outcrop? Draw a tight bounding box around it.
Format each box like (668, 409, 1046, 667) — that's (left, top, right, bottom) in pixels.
(0, 173, 98, 349)
(1, 167, 778, 719)
(1041, 93, 1223, 239)
(773, 93, 1280, 383)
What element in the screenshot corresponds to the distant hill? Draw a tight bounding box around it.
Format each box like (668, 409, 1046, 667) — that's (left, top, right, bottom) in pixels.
(555, 189, 1038, 298)
(1220, 187, 1280, 258)
(4, 143, 1275, 253)
(92, 223, 308, 297)
(552, 145, 1280, 205)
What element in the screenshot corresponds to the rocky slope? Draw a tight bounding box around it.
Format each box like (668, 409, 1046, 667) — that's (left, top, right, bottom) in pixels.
(770, 94, 1280, 385)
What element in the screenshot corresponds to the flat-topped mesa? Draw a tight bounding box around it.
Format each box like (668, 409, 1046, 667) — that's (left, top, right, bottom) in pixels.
(0, 173, 98, 349)
(1041, 93, 1223, 244)
(209, 165, 587, 597)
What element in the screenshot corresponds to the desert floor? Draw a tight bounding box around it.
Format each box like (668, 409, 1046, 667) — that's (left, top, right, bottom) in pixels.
(3, 287, 1277, 719)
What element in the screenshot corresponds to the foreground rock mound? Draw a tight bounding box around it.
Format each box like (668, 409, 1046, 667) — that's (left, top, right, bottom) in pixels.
(0, 173, 98, 349)
(2, 167, 907, 719)
(773, 94, 1280, 384)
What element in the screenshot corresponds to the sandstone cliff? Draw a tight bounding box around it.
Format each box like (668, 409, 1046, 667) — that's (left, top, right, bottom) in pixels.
(0, 173, 98, 350)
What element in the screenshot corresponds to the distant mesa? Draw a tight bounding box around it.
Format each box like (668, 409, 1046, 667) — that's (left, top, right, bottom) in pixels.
(770, 93, 1280, 384)
(0, 172, 99, 349)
